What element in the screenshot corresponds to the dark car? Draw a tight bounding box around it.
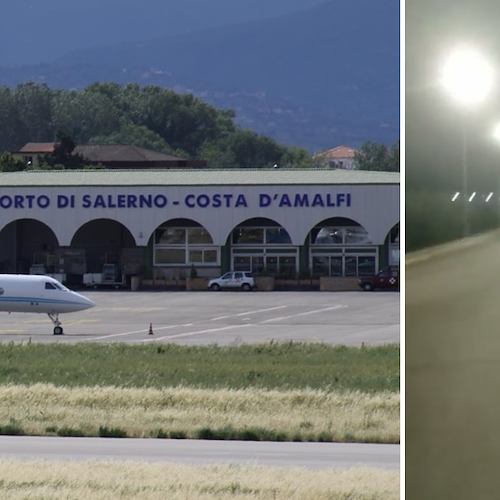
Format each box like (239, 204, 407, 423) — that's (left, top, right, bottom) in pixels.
(358, 267, 399, 291)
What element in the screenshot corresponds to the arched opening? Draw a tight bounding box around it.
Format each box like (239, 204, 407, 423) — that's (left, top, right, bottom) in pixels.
(307, 217, 377, 278)
(0, 219, 58, 274)
(229, 218, 295, 277)
(387, 223, 400, 267)
(72, 219, 137, 285)
(152, 219, 217, 278)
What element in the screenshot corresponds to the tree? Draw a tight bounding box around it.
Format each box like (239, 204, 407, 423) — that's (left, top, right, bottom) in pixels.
(0, 80, 315, 170)
(41, 131, 87, 170)
(89, 123, 184, 157)
(197, 141, 237, 168)
(354, 140, 399, 172)
(0, 87, 24, 153)
(125, 85, 237, 156)
(280, 146, 314, 168)
(387, 140, 400, 172)
(15, 81, 54, 143)
(0, 152, 26, 172)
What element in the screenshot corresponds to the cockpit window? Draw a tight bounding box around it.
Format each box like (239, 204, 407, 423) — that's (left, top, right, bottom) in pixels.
(44, 281, 69, 291)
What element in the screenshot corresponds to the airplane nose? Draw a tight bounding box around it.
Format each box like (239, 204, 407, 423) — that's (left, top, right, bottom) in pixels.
(85, 297, 96, 308)
(83, 296, 96, 309)
(74, 292, 95, 309)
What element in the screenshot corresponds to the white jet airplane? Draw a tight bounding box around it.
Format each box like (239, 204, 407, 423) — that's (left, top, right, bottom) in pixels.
(0, 274, 95, 335)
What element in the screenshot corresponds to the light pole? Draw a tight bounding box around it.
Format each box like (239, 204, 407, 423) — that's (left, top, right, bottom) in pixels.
(440, 46, 494, 238)
(492, 123, 500, 226)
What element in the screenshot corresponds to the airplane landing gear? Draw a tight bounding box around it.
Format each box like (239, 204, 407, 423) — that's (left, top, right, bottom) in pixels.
(48, 313, 64, 335)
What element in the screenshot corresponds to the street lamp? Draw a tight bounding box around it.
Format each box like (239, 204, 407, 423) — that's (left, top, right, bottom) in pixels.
(491, 123, 500, 225)
(440, 46, 494, 237)
(441, 47, 494, 104)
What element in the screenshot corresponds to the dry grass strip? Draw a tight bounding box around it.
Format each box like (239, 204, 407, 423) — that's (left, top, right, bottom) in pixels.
(0, 383, 399, 442)
(0, 460, 400, 500)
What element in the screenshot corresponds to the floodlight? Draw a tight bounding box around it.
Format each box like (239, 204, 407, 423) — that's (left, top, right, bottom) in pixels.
(441, 47, 494, 104)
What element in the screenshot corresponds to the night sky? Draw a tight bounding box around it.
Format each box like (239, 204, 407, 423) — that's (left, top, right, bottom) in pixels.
(406, 0, 500, 191)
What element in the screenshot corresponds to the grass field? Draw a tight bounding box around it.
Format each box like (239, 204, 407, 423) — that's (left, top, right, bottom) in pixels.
(0, 460, 400, 500)
(0, 342, 399, 443)
(0, 342, 400, 393)
(0, 383, 399, 442)
(0, 342, 400, 498)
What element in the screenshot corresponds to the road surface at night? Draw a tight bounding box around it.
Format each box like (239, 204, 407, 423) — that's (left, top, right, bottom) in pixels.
(406, 230, 500, 500)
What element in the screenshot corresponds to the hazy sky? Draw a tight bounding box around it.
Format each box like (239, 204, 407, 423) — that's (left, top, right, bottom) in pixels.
(0, 0, 327, 67)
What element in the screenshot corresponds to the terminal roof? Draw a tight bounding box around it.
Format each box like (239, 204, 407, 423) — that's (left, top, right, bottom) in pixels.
(0, 169, 400, 187)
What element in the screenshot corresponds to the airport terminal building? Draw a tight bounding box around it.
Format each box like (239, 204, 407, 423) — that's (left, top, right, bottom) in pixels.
(0, 168, 400, 288)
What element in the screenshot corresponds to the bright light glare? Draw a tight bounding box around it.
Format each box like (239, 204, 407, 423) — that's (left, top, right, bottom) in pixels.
(441, 47, 494, 104)
(469, 192, 476, 202)
(452, 192, 460, 201)
(493, 123, 500, 142)
(486, 192, 494, 202)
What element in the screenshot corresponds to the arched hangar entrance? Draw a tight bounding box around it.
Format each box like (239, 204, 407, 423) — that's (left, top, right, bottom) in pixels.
(307, 217, 378, 278)
(0, 219, 58, 274)
(229, 218, 296, 278)
(386, 223, 400, 267)
(0, 218, 143, 286)
(72, 219, 140, 286)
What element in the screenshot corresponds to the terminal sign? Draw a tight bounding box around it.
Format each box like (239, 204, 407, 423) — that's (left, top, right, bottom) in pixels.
(0, 192, 352, 210)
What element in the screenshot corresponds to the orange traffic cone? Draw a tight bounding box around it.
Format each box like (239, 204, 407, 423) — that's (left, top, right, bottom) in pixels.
(149, 323, 154, 335)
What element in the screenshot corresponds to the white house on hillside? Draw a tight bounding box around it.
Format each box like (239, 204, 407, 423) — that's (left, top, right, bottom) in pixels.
(313, 145, 358, 170)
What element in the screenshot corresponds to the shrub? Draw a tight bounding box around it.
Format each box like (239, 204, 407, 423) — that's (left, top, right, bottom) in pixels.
(99, 426, 127, 438)
(0, 424, 24, 435)
(189, 264, 198, 279)
(196, 427, 217, 440)
(169, 430, 187, 439)
(58, 427, 85, 437)
(150, 428, 168, 439)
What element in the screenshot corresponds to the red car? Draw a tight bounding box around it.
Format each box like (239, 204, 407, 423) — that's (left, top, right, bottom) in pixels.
(358, 267, 399, 291)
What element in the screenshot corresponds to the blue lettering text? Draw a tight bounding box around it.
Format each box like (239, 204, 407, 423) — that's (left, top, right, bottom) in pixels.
(82, 195, 91, 208)
(235, 194, 247, 207)
(311, 194, 324, 207)
(38, 196, 50, 208)
(294, 194, 309, 207)
(58, 195, 69, 208)
(259, 194, 272, 207)
(279, 194, 292, 207)
(197, 195, 210, 208)
(128, 195, 137, 208)
(0, 196, 12, 208)
(153, 195, 167, 208)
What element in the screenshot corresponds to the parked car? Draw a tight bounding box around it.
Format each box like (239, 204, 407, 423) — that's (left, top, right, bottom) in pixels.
(208, 271, 256, 291)
(358, 266, 399, 291)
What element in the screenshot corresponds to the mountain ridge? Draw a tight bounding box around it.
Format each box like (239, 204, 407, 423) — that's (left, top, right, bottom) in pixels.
(0, 0, 400, 152)
(0, 0, 329, 67)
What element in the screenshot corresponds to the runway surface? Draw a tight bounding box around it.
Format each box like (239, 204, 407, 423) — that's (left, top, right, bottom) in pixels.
(0, 291, 400, 345)
(406, 230, 500, 500)
(0, 436, 400, 470)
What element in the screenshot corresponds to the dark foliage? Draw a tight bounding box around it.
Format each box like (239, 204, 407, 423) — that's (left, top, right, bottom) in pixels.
(0, 81, 314, 169)
(41, 131, 87, 170)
